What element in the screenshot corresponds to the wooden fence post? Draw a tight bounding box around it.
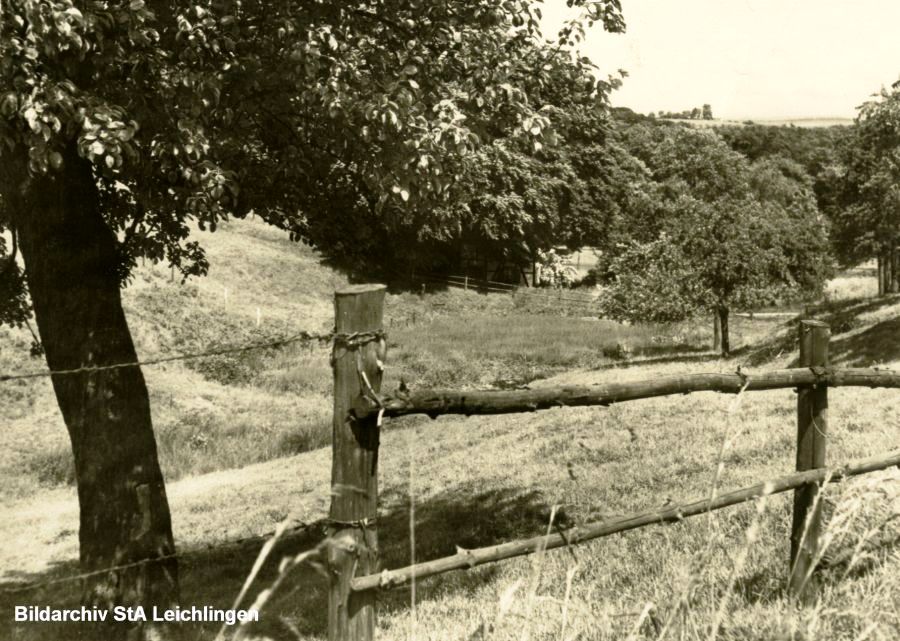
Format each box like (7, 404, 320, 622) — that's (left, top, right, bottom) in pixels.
(328, 284, 386, 641)
(789, 319, 829, 600)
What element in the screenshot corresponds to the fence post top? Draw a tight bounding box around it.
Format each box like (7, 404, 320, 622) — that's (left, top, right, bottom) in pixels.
(800, 319, 829, 329)
(335, 284, 387, 297)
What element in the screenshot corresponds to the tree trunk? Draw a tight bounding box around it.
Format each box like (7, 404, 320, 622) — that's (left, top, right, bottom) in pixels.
(876, 255, 883, 296)
(713, 310, 722, 353)
(9, 148, 179, 639)
(886, 249, 893, 294)
(717, 306, 730, 356)
(891, 245, 899, 294)
(883, 249, 893, 295)
(878, 252, 891, 296)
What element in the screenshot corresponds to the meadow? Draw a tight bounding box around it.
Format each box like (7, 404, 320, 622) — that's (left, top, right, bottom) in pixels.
(1, 218, 762, 498)
(9, 302, 731, 496)
(1, 219, 898, 641)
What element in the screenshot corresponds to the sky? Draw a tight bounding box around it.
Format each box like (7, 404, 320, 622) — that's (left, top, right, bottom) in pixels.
(539, 0, 900, 121)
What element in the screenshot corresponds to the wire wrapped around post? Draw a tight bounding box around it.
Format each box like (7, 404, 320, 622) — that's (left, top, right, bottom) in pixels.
(327, 284, 386, 641)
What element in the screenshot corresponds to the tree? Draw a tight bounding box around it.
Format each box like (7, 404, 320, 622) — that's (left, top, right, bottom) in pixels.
(831, 81, 900, 294)
(716, 122, 852, 224)
(702, 103, 713, 120)
(0, 1, 625, 636)
(434, 101, 650, 282)
(286, 27, 626, 276)
(600, 126, 832, 354)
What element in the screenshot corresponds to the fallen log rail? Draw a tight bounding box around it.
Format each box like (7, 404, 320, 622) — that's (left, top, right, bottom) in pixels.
(372, 367, 900, 419)
(350, 450, 900, 592)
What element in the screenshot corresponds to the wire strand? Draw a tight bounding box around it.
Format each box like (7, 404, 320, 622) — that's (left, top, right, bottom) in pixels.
(0, 329, 385, 383)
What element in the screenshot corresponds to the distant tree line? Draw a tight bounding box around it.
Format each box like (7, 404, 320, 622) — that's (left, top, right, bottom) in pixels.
(715, 82, 900, 298)
(656, 104, 714, 120)
(715, 122, 851, 222)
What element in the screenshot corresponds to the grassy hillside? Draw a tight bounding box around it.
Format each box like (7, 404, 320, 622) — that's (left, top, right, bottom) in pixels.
(0, 218, 724, 501)
(0, 217, 348, 498)
(1, 223, 898, 641)
(1, 292, 898, 640)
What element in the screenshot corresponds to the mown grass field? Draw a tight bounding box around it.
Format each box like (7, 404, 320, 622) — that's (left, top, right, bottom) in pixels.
(1, 219, 898, 641)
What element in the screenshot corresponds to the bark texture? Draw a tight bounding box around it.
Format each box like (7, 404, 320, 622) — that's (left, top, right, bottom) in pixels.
(9, 147, 178, 639)
(713, 310, 722, 353)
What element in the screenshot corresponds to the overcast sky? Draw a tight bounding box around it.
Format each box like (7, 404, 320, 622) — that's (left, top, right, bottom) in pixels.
(540, 0, 900, 120)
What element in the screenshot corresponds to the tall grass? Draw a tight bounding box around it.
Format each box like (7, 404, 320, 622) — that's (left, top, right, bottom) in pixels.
(824, 265, 879, 302)
(212, 397, 900, 641)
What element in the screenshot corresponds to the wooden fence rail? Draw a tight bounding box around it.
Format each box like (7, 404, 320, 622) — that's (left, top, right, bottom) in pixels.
(366, 367, 900, 419)
(349, 449, 900, 592)
(326, 290, 899, 641)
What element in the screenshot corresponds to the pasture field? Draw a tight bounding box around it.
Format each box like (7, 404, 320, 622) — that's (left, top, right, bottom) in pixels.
(2, 303, 730, 499)
(2, 315, 898, 640)
(0, 219, 753, 500)
(1, 219, 898, 641)
(823, 264, 880, 302)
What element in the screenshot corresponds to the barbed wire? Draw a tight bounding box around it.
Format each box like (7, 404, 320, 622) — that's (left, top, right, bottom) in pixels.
(0, 517, 321, 595)
(0, 329, 386, 383)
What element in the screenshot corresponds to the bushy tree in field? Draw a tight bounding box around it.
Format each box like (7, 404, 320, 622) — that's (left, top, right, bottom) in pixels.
(0, 0, 625, 634)
(600, 126, 832, 354)
(830, 81, 900, 294)
(749, 156, 836, 288)
(601, 196, 803, 354)
(598, 233, 708, 322)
